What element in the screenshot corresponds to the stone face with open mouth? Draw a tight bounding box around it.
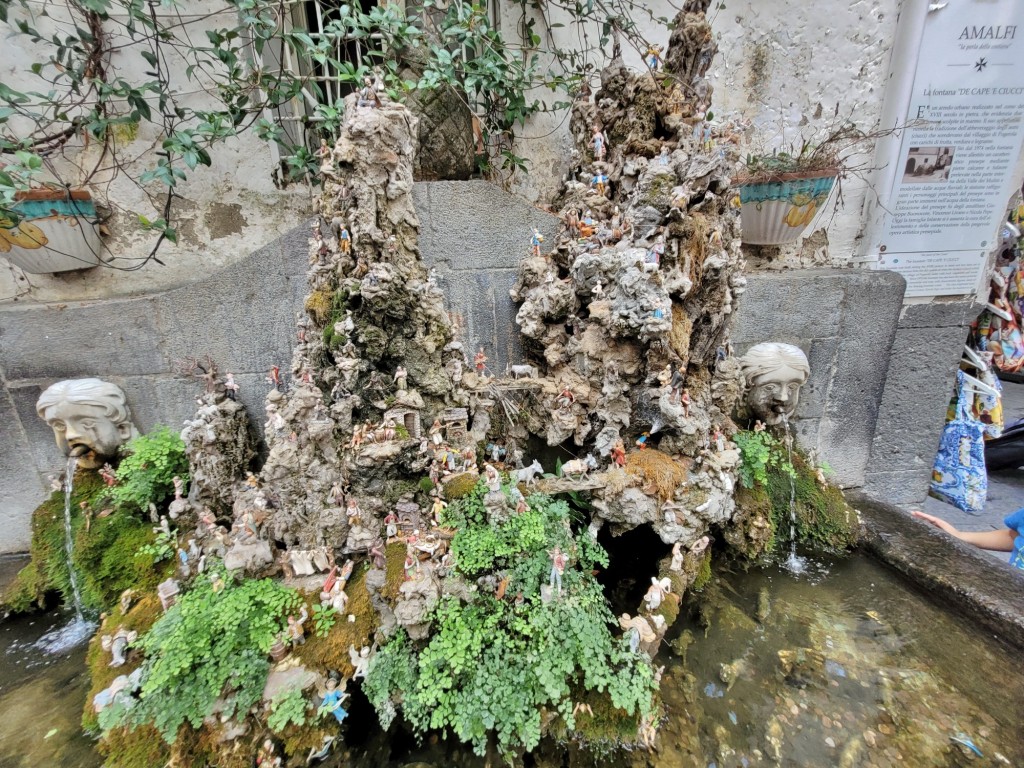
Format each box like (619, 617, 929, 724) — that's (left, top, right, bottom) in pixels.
(35, 378, 137, 468)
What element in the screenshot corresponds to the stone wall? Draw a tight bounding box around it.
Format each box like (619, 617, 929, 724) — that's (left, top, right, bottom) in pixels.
(731, 269, 906, 488)
(863, 300, 979, 504)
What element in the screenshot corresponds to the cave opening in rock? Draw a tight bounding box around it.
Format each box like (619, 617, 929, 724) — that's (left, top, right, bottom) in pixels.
(594, 524, 672, 616)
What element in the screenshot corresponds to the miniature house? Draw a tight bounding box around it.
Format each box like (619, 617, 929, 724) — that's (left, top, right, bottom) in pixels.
(157, 578, 180, 612)
(442, 407, 469, 443)
(384, 407, 421, 439)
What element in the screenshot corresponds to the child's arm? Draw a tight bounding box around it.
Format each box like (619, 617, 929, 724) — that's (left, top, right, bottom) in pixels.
(911, 511, 1016, 552)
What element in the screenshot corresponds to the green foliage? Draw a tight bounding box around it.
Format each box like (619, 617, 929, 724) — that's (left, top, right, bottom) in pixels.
(733, 430, 795, 490)
(764, 455, 858, 550)
(112, 427, 188, 512)
(367, 489, 653, 756)
(311, 603, 338, 638)
(267, 687, 309, 734)
(106, 570, 301, 741)
(136, 525, 175, 564)
(363, 631, 417, 731)
(1, 472, 165, 615)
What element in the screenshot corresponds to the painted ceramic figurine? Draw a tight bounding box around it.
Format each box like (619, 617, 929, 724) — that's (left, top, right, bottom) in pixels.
(223, 373, 239, 401)
(643, 576, 672, 611)
(474, 347, 488, 374)
(338, 227, 351, 254)
(358, 75, 381, 108)
(548, 546, 567, 596)
(257, 738, 282, 767)
(530, 227, 544, 257)
(645, 43, 663, 70)
(394, 365, 408, 392)
(319, 678, 349, 725)
(591, 125, 607, 160)
(670, 542, 685, 572)
(591, 172, 609, 197)
(286, 606, 309, 645)
(611, 438, 626, 467)
(100, 463, 117, 487)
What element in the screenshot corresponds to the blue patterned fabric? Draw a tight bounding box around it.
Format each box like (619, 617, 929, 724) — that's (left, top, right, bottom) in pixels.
(930, 371, 988, 513)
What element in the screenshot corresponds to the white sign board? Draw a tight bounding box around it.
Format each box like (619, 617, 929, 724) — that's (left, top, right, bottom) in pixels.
(867, 0, 1024, 297)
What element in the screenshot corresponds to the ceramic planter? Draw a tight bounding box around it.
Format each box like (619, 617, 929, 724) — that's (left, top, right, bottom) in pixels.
(0, 189, 103, 273)
(736, 173, 838, 245)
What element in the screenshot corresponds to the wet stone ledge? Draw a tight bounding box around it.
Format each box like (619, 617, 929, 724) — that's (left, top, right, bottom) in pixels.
(851, 491, 1024, 650)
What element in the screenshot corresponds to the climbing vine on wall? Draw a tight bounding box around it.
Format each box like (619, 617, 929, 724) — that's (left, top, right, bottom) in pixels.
(0, 0, 667, 266)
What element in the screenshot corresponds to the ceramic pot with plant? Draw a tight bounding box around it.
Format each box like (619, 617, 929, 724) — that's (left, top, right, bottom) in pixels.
(0, 188, 103, 273)
(733, 137, 845, 246)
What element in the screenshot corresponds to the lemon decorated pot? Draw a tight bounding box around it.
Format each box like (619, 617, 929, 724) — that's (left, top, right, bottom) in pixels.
(0, 189, 103, 273)
(735, 172, 837, 246)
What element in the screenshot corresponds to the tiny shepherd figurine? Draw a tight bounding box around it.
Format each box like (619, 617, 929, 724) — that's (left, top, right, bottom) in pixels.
(338, 227, 351, 254)
(267, 365, 281, 389)
(548, 546, 567, 597)
(100, 462, 117, 487)
(611, 438, 626, 467)
(223, 373, 239, 401)
(474, 347, 488, 374)
(358, 75, 381, 108)
(286, 606, 309, 645)
(393, 365, 408, 392)
(591, 171, 609, 197)
(530, 227, 544, 257)
(645, 43, 663, 71)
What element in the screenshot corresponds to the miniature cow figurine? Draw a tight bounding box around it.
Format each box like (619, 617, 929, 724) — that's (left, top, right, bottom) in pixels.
(509, 364, 539, 380)
(513, 459, 544, 486)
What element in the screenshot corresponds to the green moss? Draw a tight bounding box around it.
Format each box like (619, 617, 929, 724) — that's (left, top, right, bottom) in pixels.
(74, 513, 169, 613)
(97, 724, 170, 768)
(83, 594, 166, 733)
(2, 471, 107, 614)
(382, 541, 407, 602)
(296, 564, 379, 675)
(764, 455, 858, 550)
(691, 550, 712, 591)
(305, 288, 334, 326)
(442, 471, 480, 500)
(0, 560, 45, 613)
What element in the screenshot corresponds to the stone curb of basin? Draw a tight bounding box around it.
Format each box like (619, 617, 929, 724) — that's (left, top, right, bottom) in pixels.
(850, 491, 1024, 651)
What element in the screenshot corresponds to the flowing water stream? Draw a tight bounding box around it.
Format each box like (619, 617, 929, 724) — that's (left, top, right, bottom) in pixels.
(780, 416, 807, 576)
(33, 457, 95, 655)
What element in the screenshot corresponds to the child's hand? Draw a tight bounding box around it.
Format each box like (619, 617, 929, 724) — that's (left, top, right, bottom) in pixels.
(910, 510, 959, 535)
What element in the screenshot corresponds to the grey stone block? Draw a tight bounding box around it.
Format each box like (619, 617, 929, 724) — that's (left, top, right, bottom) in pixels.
(0, 296, 165, 379)
(897, 299, 981, 329)
(414, 181, 560, 272)
(0, 388, 48, 551)
(731, 269, 906, 489)
(7, 382, 65, 477)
